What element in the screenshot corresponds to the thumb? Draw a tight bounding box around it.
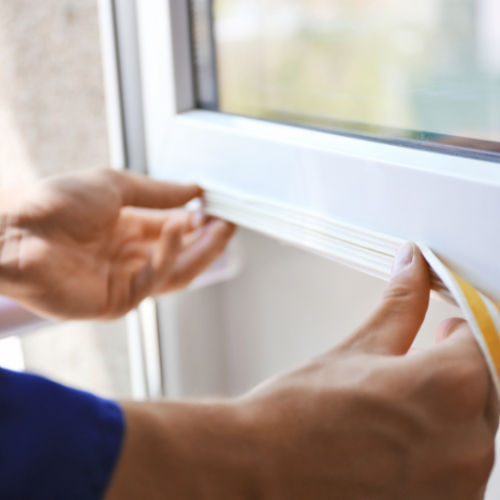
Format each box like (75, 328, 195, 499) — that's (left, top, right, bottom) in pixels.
(342, 243, 431, 355)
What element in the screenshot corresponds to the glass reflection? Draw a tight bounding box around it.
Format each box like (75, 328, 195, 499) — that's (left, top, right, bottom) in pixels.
(213, 0, 500, 158)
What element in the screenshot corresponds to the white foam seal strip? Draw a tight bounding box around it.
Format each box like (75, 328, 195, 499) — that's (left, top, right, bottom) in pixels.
(203, 185, 451, 300)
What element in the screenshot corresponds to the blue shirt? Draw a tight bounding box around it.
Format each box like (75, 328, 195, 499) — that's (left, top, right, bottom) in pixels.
(0, 367, 124, 500)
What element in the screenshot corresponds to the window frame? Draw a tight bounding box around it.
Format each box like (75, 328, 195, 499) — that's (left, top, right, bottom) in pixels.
(136, 0, 500, 306)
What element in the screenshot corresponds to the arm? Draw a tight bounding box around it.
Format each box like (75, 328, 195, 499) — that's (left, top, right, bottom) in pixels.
(0, 171, 495, 500)
(0, 168, 235, 500)
(105, 244, 498, 500)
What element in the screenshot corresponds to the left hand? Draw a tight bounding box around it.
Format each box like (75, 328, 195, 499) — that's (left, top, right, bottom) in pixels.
(0, 168, 235, 320)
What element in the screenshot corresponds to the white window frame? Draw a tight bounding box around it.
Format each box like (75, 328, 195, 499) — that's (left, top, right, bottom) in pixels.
(136, 0, 500, 307)
(134, 5, 500, 495)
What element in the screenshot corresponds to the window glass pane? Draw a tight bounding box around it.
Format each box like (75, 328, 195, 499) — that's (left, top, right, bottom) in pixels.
(208, 0, 500, 159)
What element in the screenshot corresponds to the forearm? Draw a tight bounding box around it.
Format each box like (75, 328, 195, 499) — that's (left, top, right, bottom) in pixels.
(105, 400, 261, 500)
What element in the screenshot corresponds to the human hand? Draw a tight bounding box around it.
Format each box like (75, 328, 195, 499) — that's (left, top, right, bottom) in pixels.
(236, 242, 498, 499)
(108, 243, 498, 500)
(0, 168, 235, 320)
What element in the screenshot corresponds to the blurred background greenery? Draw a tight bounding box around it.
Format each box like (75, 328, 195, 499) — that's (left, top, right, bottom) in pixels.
(214, 0, 500, 147)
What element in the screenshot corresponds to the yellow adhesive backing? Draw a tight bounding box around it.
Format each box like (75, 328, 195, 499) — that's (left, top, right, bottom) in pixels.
(420, 245, 500, 396)
(451, 271, 500, 382)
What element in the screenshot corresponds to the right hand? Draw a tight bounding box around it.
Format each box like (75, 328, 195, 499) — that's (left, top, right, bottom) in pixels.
(239, 242, 499, 499)
(107, 243, 498, 500)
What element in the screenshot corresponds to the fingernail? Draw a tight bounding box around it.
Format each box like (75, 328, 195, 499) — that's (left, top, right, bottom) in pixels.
(392, 242, 414, 276)
(191, 209, 205, 229)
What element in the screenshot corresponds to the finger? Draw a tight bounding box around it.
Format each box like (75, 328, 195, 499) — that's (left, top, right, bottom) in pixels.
(341, 242, 431, 355)
(178, 215, 223, 250)
(421, 321, 492, 412)
(151, 215, 190, 288)
(427, 320, 481, 362)
(430, 321, 486, 373)
(160, 219, 236, 292)
(431, 320, 499, 429)
(434, 317, 466, 344)
(113, 170, 202, 209)
(450, 328, 500, 431)
(121, 208, 205, 239)
(131, 215, 188, 303)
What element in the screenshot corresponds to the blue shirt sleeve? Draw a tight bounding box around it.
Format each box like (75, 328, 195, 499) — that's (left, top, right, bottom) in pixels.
(0, 367, 125, 500)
